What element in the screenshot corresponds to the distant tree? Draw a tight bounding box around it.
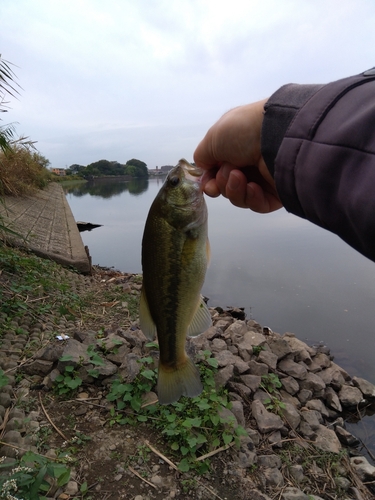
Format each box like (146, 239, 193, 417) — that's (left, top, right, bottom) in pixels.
(125, 158, 148, 177)
(67, 164, 85, 175)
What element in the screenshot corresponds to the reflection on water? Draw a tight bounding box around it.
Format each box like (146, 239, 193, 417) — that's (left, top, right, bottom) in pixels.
(64, 177, 375, 458)
(63, 178, 149, 198)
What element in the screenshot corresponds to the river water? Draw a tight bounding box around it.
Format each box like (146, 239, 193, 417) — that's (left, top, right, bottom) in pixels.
(63, 176, 375, 452)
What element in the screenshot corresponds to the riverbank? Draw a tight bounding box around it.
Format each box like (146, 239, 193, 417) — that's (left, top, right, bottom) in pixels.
(0, 182, 91, 273)
(0, 245, 374, 500)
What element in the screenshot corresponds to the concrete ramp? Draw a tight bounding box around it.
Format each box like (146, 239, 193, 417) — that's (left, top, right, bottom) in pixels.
(0, 182, 91, 273)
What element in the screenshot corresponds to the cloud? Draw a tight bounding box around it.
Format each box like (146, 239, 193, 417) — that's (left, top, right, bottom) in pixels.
(2, 0, 375, 167)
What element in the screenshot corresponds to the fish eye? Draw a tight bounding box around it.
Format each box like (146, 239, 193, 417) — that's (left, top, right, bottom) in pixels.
(169, 176, 180, 187)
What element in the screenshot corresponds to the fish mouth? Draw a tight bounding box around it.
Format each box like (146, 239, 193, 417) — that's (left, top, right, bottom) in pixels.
(178, 159, 203, 179)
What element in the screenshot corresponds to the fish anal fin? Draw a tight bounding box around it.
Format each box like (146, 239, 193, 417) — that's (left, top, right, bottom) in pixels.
(157, 357, 203, 405)
(139, 287, 157, 340)
(187, 296, 212, 337)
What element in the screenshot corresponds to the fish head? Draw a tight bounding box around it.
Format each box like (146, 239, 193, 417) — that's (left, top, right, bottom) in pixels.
(156, 159, 207, 229)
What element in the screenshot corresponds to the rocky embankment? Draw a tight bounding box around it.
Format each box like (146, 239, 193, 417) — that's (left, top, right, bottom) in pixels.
(0, 268, 374, 499)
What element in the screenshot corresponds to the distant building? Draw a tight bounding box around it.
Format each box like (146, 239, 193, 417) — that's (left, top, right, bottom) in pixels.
(51, 168, 66, 176)
(148, 166, 165, 176)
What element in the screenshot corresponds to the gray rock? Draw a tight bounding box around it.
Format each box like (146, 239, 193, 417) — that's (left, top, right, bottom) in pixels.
(338, 385, 363, 407)
(214, 349, 238, 367)
(106, 344, 131, 366)
(289, 464, 305, 483)
(251, 400, 284, 433)
(297, 389, 313, 404)
(280, 402, 301, 430)
(298, 420, 316, 440)
(312, 352, 331, 369)
(231, 400, 245, 427)
(228, 382, 252, 398)
(313, 424, 341, 453)
(263, 467, 284, 487)
(319, 362, 349, 388)
(350, 455, 375, 481)
(119, 353, 141, 382)
(278, 359, 307, 380)
(224, 320, 248, 343)
(211, 338, 228, 352)
(214, 364, 234, 389)
(305, 399, 329, 417)
(281, 487, 310, 500)
(281, 376, 299, 395)
(248, 359, 269, 376)
(240, 374, 262, 392)
(236, 449, 257, 468)
(247, 492, 272, 500)
(23, 359, 54, 376)
(268, 430, 282, 447)
(267, 337, 292, 360)
(65, 481, 79, 496)
(35, 342, 65, 362)
(335, 425, 360, 447)
(253, 389, 270, 404)
(352, 376, 375, 398)
(233, 357, 250, 375)
(57, 339, 91, 370)
(298, 372, 326, 393)
(257, 350, 278, 370)
(0, 393, 11, 408)
(280, 390, 301, 408)
(213, 318, 233, 331)
(325, 387, 342, 412)
(258, 454, 281, 468)
(300, 410, 322, 430)
(218, 407, 238, 428)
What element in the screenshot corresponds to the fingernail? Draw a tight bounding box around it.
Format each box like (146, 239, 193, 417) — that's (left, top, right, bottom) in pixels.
(228, 172, 240, 190)
(221, 164, 231, 180)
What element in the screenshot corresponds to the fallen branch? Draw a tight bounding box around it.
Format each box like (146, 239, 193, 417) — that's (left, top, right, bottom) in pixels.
(128, 465, 157, 489)
(38, 392, 69, 441)
(195, 441, 235, 462)
(144, 439, 178, 471)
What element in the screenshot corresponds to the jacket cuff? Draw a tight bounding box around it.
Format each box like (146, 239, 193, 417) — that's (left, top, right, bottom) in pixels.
(261, 84, 323, 177)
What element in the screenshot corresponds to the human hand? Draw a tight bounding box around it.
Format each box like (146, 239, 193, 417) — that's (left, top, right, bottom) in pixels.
(193, 100, 283, 213)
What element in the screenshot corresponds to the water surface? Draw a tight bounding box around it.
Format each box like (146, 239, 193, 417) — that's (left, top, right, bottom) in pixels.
(63, 177, 375, 382)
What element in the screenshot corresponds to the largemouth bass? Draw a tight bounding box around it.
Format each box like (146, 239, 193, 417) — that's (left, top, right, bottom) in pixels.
(140, 159, 212, 405)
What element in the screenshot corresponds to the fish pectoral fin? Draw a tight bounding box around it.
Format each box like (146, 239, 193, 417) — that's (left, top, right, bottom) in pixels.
(206, 237, 211, 267)
(187, 296, 212, 337)
(139, 287, 157, 340)
(157, 357, 203, 405)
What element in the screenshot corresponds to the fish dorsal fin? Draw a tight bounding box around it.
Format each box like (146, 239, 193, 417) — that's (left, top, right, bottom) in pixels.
(139, 287, 157, 340)
(187, 296, 212, 337)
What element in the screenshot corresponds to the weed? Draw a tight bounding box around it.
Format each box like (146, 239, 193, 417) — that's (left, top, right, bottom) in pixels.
(107, 350, 247, 473)
(0, 451, 70, 499)
(261, 373, 282, 394)
(252, 345, 265, 356)
(263, 395, 286, 415)
(54, 365, 83, 396)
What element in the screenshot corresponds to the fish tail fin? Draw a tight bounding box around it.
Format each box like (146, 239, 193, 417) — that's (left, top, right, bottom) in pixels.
(157, 357, 203, 405)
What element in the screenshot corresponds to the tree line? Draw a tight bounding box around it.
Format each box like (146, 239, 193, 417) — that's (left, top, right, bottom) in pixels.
(66, 158, 148, 178)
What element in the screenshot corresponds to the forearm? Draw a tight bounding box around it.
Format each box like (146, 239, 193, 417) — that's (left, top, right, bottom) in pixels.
(261, 71, 375, 261)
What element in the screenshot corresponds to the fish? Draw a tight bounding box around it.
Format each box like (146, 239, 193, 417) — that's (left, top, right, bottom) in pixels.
(139, 158, 212, 405)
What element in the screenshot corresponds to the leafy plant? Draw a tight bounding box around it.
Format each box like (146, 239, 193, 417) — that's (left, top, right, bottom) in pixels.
(261, 373, 282, 394)
(0, 451, 70, 499)
(263, 395, 286, 414)
(54, 364, 83, 395)
(107, 350, 247, 473)
(252, 345, 265, 356)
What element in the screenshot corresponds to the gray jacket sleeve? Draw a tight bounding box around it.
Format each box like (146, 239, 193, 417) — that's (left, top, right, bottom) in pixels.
(261, 70, 375, 262)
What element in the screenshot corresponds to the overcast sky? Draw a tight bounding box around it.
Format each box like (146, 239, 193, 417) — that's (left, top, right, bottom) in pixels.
(2, 0, 375, 169)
